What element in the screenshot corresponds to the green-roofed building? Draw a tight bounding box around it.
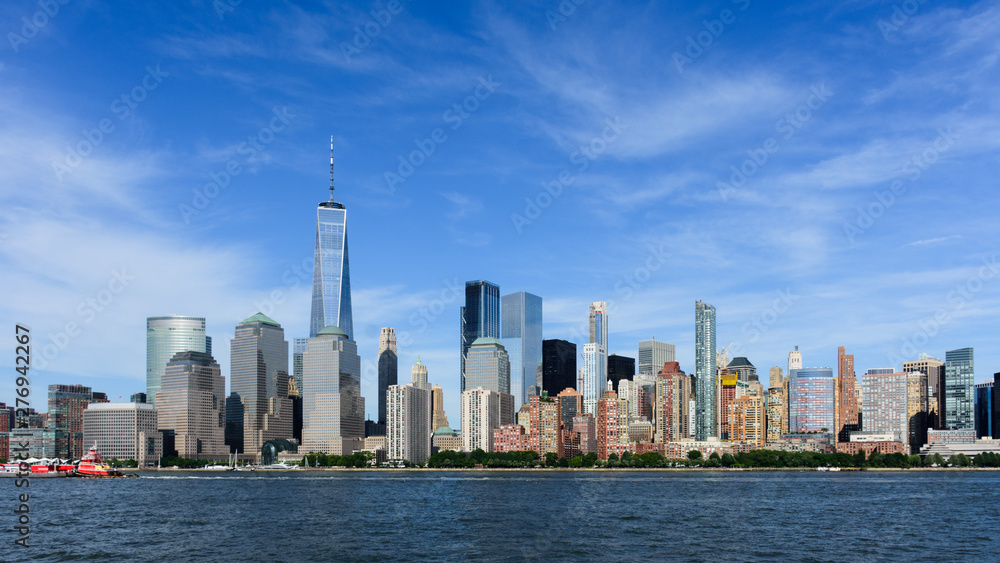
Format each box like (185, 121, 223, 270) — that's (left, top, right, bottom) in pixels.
(230, 312, 293, 457)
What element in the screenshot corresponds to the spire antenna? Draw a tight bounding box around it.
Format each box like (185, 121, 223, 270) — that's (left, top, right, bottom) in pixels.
(329, 135, 335, 201)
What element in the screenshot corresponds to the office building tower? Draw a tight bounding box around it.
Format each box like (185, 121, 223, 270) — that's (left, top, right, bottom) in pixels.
(788, 346, 802, 373)
(837, 346, 860, 442)
(501, 292, 543, 408)
(309, 144, 353, 339)
(581, 343, 606, 416)
(465, 339, 510, 394)
(224, 392, 244, 454)
(655, 362, 690, 443)
(974, 382, 994, 439)
(460, 388, 514, 452)
(633, 373, 657, 421)
(146, 316, 210, 407)
(48, 384, 100, 459)
(695, 300, 717, 440)
(861, 371, 909, 443)
(432, 385, 449, 433)
(729, 395, 766, 446)
(301, 326, 365, 455)
(556, 387, 583, 430)
(411, 357, 431, 391)
(542, 339, 577, 396)
(83, 402, 162, 467)
(589, 301, 608, 347)
(903, 355, 945, 429)
(293, 338, 308, 396)
(769, 367, 783, 389)
(527, 393, 564, 459)
(130, 393, 147, 404)
(638, 339, 676, 376)
(156, 351, 227, 459)
(387, 383, 432, 464)
(907, 372, 928, 452)
(943, 348, 974, 430)
(288, 377, 303, 444)
(607, 354, 635, 394)
(460, 281, 501, 393)
(727, 357, 757, 383)
(788, 368, 836, 434)
(377, 328, 398, 427)
(230, 313, 292, 453)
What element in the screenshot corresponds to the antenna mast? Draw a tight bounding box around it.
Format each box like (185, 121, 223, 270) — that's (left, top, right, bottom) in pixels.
(329, 135, 335, 202)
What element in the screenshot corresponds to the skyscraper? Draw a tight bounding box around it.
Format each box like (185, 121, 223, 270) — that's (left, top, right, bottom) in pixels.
(224, 392, 244, 454)
(974, 382, 993, 439)
(501, 291, 543, 408)
(431, 384, 449, 433)
(788, 368, 835, 434)
(581, 343, 606, 416)
(465, 339, 510, 394)
(48, 384, 99, 459)
(309, 142, 353, 339)
(788, 346, 802, 373)
(695, 300, 717, 441)
(302, 326, 364, 455)
(377, 328, 398, 426)
(387, 383, 432, 464)
(292, 338, 308, 395)
(861, 371, 908, 443)
(411, 357, 431, 391)
(460, 281, 501, 393)
(589, 301, 608, 348)
(230, 313, 292, 453)
(655, 362, 690, 443)
(146, 316, 210, 407)
(607, 354, 635, 394)
(461, 388, 514, 452)
(156, 351, 227, 459)
(542, 339, 577, 395)
(907, 371, 928, 452)
(943, 348, 974, 430)
(638, 339, 676, 376)
(903, 355, 945, 429)
(727, 357, 757, 383)
(993, 373, 1000, 440)
(837, 346, 860, 442)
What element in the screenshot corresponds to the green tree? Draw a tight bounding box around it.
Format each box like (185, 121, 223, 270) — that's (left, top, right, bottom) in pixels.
(608, 453, 619, 462)
(545, 452, 558, 466)
(569, 455, 583, 468)
(688, 450, 702, 460)
(708, 452, 721, 461)
(582, 452, 599, 467)
(720, 453, 736, 467)
(853, 449, 866, 467)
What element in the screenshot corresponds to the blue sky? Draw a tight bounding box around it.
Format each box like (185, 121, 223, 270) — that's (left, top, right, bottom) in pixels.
(2, 0, 998, 425)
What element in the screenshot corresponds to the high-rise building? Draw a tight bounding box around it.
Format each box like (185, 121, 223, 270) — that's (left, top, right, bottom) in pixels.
(617, 379, 640, 419)
(837, 346, 860, 442)
(411, 357, 431, 391)
(301, 326, 364, 455)
(633, 373, 657, 421)
(230, 313, 292, 454)
(309, 147, 353, 339)
(542, 339, 577, 396)
(293, 338, 308, 393)
(788, 368, 835, 434)
(465, 339, 510, 394)
(861, 371, 909, 443)
(431, 385, 449, 433)
(695, 300, 717, 441)
(788, 346, 802, 373)
(288, 377, 303, 444)
(607, 354, 635, 394)
(974, 382, 994, 439)
(638, 339, 676, 376)
(460, 281, 501, 393)
(581, 343, 606, 416)
(574, 414, 596, 454)
(717, 370, 738, 440)
(903, 355, 945, 429)
(377, 328, 398, 427)
(907, 372, 928, 452)
(387, 383, 432, 465)
(727, 357, 757, 383)
(596, 390, 627, 460)
(993, 373, 1000, 440)
(146, 316, 210, 407)
(589, 301, 608, 348)
(729, 395, 766, 446)
(48, 384, 100, 459)
(556, 388, 583, 430)
(83, 403, 162, 467)
(130, 393, 148, 404)
(943, 348, 974, 430)
(460, 387, 514, 452)
(766, 387, 784, 443)
(527, 393, 563, 459)
(156, 351, 227, 459)
(501, 292, 543, 408)
(655, 362, 690, 443)
(224, 392, 244, 454)
(769, 367, 783, 389)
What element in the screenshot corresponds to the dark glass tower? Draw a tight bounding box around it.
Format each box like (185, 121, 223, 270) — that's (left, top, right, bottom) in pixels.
(607, 354, 635, 394)
(377, 328, 398, 427)
(460, 280, 500, 392)
(309, 139, 353, 339)
(225, 392, 244, 454)
(974, 382, 993, 439)
(542, 339, 577, 395)
(943, 347, 974, 430)
(993, 373, 1000, 440)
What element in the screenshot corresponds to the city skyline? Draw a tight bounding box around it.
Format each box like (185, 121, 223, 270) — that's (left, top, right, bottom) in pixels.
(3, 2, 1000, 431)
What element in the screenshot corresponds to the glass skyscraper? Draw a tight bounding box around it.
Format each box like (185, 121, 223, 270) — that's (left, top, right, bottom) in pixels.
(146, 316, 210, 407)
(789, 368, 836, 434)
(944, 347, 974, 430)
(309, 189, 353, 339)
(695, 301, 717, 440)
(460, 280, 501, 392)
(292, 338, 308, 394)
(230, 313, 292, 452)
(378, 328, 398, 427)
(465, 338, 510, 395)
(638, 339, 676, 376)
(501, 291, 543, 408)
(974, 382, 993, 439)
(542, 339, 577, 396)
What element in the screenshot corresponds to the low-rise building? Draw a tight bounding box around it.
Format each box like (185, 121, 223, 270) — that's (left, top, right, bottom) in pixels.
(431, 427, 462, 454)
(493, 424, 527, 453)
(82, 402, 163, 466)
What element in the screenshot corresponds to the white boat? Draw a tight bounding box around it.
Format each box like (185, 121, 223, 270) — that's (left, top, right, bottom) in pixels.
(256, 461, 299, 470)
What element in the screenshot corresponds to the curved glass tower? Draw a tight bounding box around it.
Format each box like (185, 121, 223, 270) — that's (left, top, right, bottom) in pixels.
(309, 142, 353, 339)
(146, 316, 209, 407)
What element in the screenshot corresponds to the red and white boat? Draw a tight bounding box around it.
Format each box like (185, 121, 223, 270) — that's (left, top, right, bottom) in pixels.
(74, 444, 128, 477)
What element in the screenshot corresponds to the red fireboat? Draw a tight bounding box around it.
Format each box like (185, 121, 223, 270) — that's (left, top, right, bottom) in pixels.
(74, 444, 130, 478)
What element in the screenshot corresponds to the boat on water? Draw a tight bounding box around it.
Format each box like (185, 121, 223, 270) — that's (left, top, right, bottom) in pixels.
(74, 444, 136, 478)
(255, 461, 300, 470)
(1, 459, 75, 478)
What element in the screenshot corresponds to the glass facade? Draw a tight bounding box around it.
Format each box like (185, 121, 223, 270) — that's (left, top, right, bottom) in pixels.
(695, 300, 717, 440)
(225, 392, 244, 454)
(460, 281, 501, 392)
(974, 382, 993, 439)
(789, 368, 836, 434)
(146, 316, 209, 407)
(581, 343, 606, 416)
(230, 313, 291, 452)
(465, 338, 510, 395)
(293, 338, 308, 394)
(944, 348, 974, 430)
(301, 329, 364, 454)
(48, 384, 94, 459)
(378, 328, 398, 427)
(157, 351, 227, 458)
(310, 202, 353, 339)
(638, 339, 676, 376)
(542, 339, 577, 396)
(501, 291, 543, 409)
(607, 354, 635, 394)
